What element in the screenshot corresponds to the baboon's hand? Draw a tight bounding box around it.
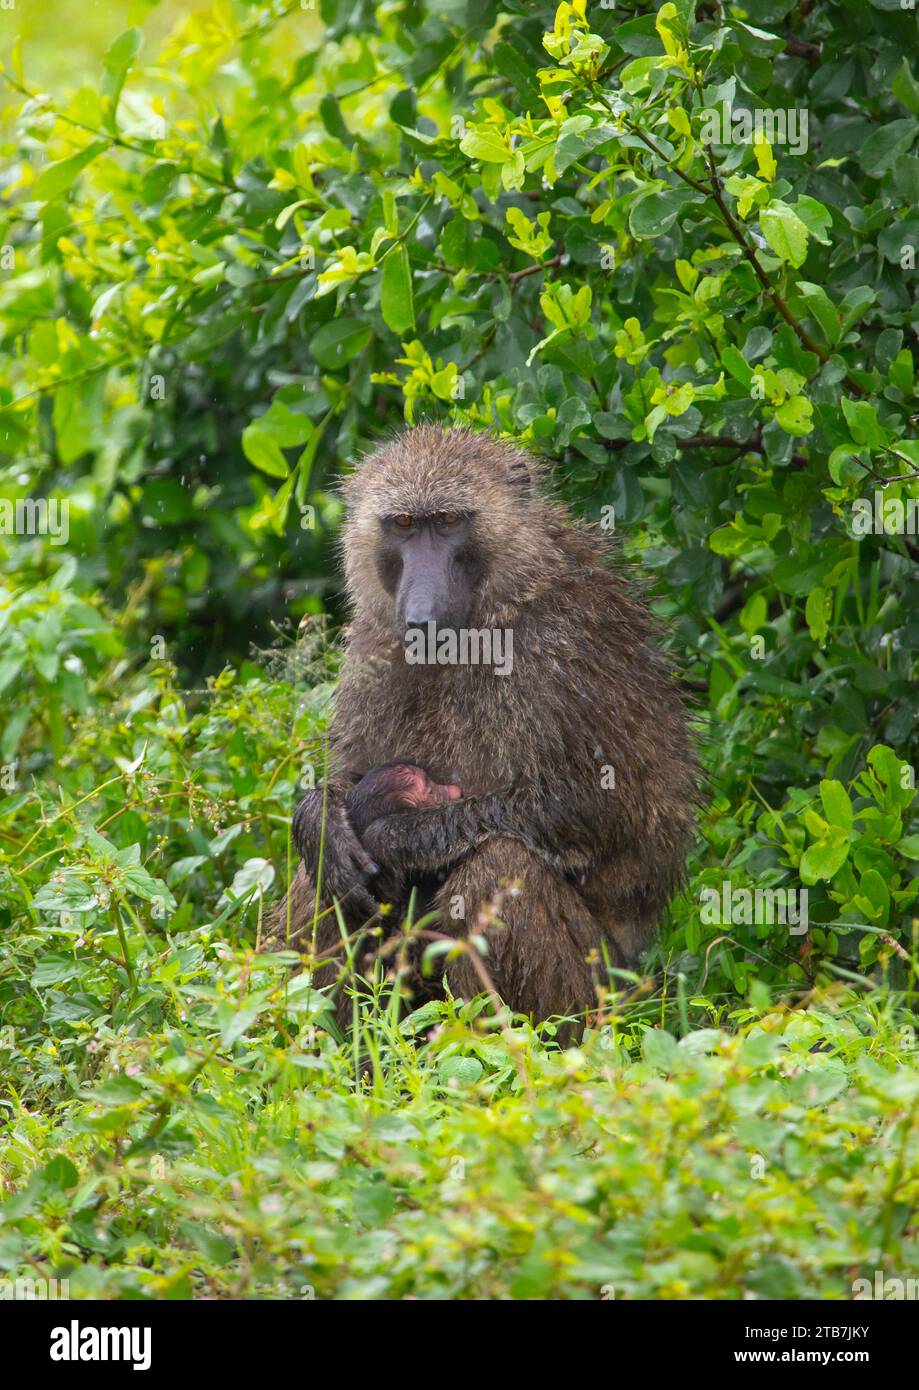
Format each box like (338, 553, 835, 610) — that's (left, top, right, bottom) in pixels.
(292, 788, 380, 920)
(362, 793, 508, 876)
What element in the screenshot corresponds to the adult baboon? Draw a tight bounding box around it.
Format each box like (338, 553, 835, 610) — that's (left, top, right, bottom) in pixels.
(268, 424, 698, 1035)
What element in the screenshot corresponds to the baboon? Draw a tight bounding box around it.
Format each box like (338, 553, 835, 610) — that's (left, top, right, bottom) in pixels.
(346, 762, 463, 840)
(268, 424, 698, 1036)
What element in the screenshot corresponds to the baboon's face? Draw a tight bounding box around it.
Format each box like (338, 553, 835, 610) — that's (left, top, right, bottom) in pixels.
(344, 427, 550, 630)
(375, 509, 484, 634)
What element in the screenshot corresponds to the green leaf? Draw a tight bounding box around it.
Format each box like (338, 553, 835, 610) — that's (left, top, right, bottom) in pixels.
(41, 1155, 80, 1190)
(793, 282, 840, 346)
(53, 372, 104, 465)
(318, 94, 353, 148)
(800, 840, 850, 884)
(252, 400, 312, 448)
(31, 953, 80, 987)
(104, 26, 143, 76)
(353, 1183, 397, 1226)
(759, 201, 810, 268)
(642, 1028, 678, 1070)
(629, 187, 701, 237)
(855, 868, 890, 924)
(721, 346, 753, 389)
(820, 779, 853, 830)
(794, 196, 832, 245)
(859, 118, 917, 176)
(220, 1004, 263, 1049)
(867, 745, 915, 809)
(101, 28, 143, 131)
(309, 319, 372, 369)
(554, 122, 616, 174)
(224, 858, 275, 903)
(892, 59, 919, 116)
(459, 128, 512, 164)
(828, 446, 865, 485)
(438, 1056, 484, 1084)
(731, 20, 785, 57)
(0, 657, 23, 697)
(805, 587, 830, 644)
(178, 1221, 236, 1266)
(841, 397, 886, 448)
(774, 395, 813, 436)
(380, 246, 416, 336)
(32, 141, 109, 202)
(492, 41, 543, 107)
(241, 427, 290, 479)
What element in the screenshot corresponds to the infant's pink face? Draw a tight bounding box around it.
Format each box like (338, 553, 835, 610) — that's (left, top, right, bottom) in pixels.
(403, 766, 462, 807)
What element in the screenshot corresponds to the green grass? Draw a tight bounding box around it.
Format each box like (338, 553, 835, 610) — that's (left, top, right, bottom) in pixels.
(0, 602, 916, 1299)
(2, 979, 917, 1299)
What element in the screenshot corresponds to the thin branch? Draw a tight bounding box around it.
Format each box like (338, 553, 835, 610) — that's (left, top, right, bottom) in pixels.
(784, 36, 821, 62)
(591, 80, 866, 397)
(1, 72, 238, 192)
(509, 254, 563, 286)
(701, 146, 865, 395)
(877, 445, 919, 482)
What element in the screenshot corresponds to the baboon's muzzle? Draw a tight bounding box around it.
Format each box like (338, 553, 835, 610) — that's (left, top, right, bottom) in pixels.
(395, 525, 473, 633)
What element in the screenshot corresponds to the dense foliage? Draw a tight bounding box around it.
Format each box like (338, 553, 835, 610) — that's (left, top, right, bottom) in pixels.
(0, 640, 916, 1299)
(0, 0, 916, 1298)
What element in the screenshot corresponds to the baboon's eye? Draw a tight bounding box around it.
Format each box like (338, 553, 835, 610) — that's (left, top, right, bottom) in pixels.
(435, 511, 460, 527)
(393, 514, 414, 528)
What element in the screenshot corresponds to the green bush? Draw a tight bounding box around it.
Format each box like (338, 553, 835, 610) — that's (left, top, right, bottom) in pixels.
(0, 0, 917, 1299)
(0, 647, 916, 1299)
(2, 0, 916, 992)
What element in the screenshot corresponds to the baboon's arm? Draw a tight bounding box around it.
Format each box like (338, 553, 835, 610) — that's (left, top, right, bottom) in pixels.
(360, 787, 594, 881)
(293, 782, 380, 920)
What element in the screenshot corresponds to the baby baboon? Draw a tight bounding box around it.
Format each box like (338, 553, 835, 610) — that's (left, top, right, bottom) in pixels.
(345, 762, 462, 906)
(346, 762, 463, 840)
(269, 424, 698, 1036)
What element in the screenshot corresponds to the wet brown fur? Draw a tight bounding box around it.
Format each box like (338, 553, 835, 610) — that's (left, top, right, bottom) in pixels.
(266, 424, 699, 1036)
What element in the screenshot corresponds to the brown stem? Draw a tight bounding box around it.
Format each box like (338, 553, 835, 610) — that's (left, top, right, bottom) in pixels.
(592, 83, 868, 397)
(784, 36, 821, 62)
(412, 928, 505, 1017)
(701, 147, 865, 395)
(623, 119, 711, 196)
(877, 445, 919, 481)
(509, 254, 563, 286)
